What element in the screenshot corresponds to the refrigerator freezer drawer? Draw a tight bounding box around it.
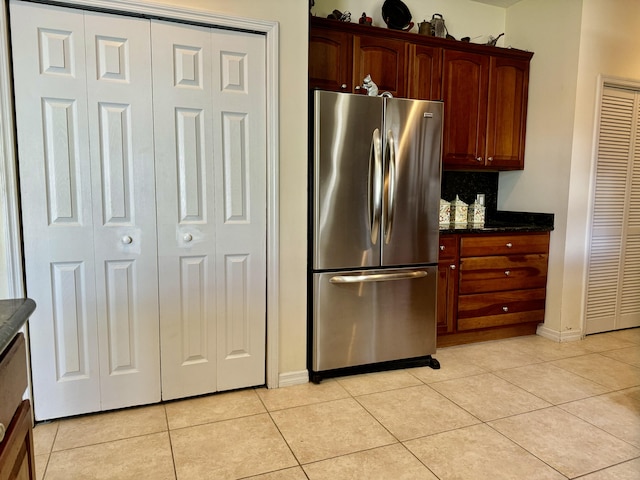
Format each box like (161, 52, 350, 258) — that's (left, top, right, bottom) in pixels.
(312, 267, 437, 372)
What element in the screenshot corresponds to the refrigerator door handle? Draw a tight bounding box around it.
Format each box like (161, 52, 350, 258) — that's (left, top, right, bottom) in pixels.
(384, 130, 397, 245)
(368, 128, 382, 244)
(329, 270, 428, 284)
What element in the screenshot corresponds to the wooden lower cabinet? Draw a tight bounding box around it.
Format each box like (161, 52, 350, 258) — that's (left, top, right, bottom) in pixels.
(0, 334, 35, 480)
(437, 231, 550, 347)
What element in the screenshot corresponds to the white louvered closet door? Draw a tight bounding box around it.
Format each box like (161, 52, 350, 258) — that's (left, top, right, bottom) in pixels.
(585, 86, 640, 334)
(11, 1, 160, 419)
(152, 20, 266, 400)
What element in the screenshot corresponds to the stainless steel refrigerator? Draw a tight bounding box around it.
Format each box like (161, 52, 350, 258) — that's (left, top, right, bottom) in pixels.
(310, 90, 443, 382)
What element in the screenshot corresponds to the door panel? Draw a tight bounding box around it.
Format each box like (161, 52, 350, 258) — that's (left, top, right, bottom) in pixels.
(382, 98, 442, 266)
(313, 91, 383, 270)
(84, 12, 160, 410)
(10, 1, 100, 420)
(212, 28, 267, 391)
(152, 21, 218, 400)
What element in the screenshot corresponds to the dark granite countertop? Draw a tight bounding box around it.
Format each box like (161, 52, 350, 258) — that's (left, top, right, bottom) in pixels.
(0, 298, 36, 355)
(440, 210, 554, 234)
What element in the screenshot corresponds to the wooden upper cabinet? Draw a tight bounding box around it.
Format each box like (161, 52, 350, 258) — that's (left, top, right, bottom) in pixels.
(486, 56, 530, 170)
(408, 44, 442, 101)
(308, 17, 533, 171)
(441, 50, 490, 168)
(309, 27, 353, 92)
(353, 35, 407, 97)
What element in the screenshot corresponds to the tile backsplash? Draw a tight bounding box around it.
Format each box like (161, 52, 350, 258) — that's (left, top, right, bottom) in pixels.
(441, 171, 498, 214)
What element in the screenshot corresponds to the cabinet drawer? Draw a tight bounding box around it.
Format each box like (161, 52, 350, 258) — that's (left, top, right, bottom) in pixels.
(459, 254, 548, 294)
(438, 235, 458, 261)
(0, 333, 27, 433)
(460, 232, 549, 257)
(457, 288, 546, 331)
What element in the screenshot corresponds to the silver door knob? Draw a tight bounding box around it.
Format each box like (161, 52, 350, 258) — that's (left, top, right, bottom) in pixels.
(476, 156, 483, 162)
(183, 233, 193, 242)
(121, 235, 133, 244)
(506, 242, 513, 248)
(340, 83, 347, 89)
(504, 270, 511, 276)
(440, 245, 445, 251)
(488, 156, 493, 162)
(450, 264, 456, 270)
(502, 306, 509, 312)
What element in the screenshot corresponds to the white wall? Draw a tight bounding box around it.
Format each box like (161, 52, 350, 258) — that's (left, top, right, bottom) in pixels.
(500, 0, 584, 335)
(313, 0, 507, 47)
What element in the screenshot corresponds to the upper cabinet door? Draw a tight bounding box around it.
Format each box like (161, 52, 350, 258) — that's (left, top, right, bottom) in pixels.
(309, 27, 353, 92)
(486, 56, 530, 170)
(441, 50, 490, 168)
(407, 44, 442, 101)
(353, 35, 407, 98)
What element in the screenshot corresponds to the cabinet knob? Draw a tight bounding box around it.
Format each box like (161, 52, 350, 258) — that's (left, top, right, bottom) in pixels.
(341, 83, 347, 89)
(504, 270, 511, 276)
(354, 85, 361, 91)
(502, 306, 509, 312)
(183, 233, 193, 242)
(506, 242, 513, 248)
(440, 245, 445, 251)
(121, 235, 133, 245)
(450, 264, 456, 270)
(475, 156, 483, 162)
(488, 156, 493, 162)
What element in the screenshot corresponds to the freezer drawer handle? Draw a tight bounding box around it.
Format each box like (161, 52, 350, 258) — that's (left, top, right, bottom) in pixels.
(329, 271, 428, 284)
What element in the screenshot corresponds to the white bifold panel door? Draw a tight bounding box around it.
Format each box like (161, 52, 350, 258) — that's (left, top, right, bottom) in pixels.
(11, 0, 266, 419)
(151, 20, 266, 399)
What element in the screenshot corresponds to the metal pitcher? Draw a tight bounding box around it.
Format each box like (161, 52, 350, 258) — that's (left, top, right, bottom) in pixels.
(418, 19, 432, 36)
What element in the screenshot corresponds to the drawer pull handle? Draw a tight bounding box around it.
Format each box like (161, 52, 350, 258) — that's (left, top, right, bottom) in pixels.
(504, 270, 511, 276)
(502, 306, 509, 312)
(450, 264, 456, 270)
(440, 245, 445, 251)
(506, 242, 513, 248)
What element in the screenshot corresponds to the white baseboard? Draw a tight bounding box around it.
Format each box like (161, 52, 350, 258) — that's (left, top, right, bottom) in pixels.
(277, 370, 309, 388)
(537, 324, 583, 343)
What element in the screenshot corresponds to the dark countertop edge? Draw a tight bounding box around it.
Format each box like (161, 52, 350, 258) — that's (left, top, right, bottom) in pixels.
(0, 298, 36, 356)
(440, 211, 554, 234)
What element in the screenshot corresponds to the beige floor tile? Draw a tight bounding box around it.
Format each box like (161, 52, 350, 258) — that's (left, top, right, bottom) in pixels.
(270, 398, 396, 464)
(489, 407, 640, 478)
(559, 387, 640, 448)
(302, 444, 438, 480)
(336, 369, 423, 396)
(165, 389, 265, 430)
(355, 385, 480, 441)
(255, 379, 349, 411)
(429, 372, 551, 421)
(33, 421, 58, 456)
(600, 346, 640, 367)
(45, 432, 175, 480)
(34, 454, 48, 480)
(53, 404, 167, 451)
(507, 334, 594, 361)
(495, 363, 610, 404)
(407, 359, 486, 384)
(405, 424, 566, 480)
(576, 457, 640, 479)
(170, 413, 296, 480)
(551, 354, 640, 389)
(242, 467, 308, 480)
(606, 327, 640, 344)
(450, 339, 545, 371)
(581, 333, 638, 352)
